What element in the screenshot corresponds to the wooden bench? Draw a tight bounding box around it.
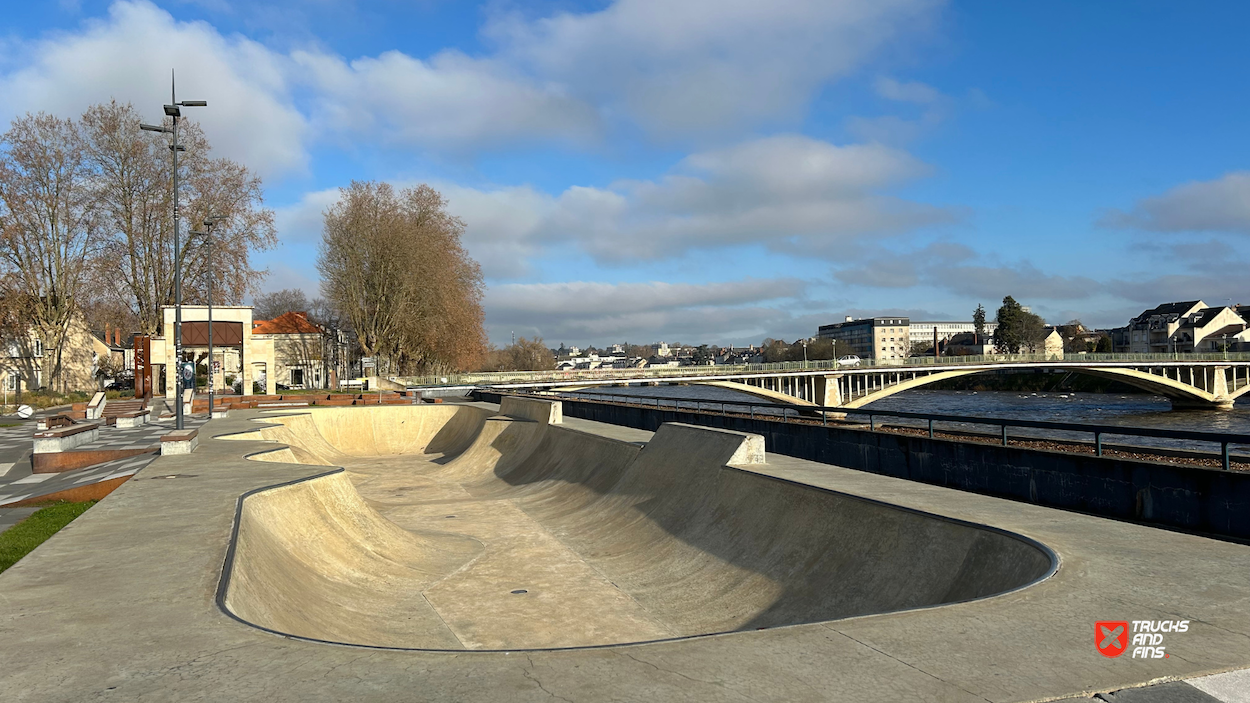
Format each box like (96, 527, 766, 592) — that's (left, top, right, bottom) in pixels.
(160, 428, 199, 456)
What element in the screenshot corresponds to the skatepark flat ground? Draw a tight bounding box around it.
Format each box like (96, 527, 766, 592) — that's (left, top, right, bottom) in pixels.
(0, 401, 1248, 702)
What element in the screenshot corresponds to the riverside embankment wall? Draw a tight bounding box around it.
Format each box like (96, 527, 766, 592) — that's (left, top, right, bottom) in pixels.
(475, 392, 1250, 541)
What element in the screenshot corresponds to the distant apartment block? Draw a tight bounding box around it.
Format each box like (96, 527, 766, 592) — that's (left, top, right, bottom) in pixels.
(1121, 300, 1249, 353)
(817, 316, 911, 361)
(907, 321, 998, 347)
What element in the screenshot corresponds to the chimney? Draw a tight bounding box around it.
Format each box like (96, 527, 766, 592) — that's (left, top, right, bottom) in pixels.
(104, 323, 110, 342)
(116, 329, 122, 345)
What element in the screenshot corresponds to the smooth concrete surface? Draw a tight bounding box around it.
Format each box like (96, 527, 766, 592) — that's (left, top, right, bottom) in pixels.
(545, 396, 1250, 540)
(220, 405, 1050, 650)
(0, 403, 1246, 702)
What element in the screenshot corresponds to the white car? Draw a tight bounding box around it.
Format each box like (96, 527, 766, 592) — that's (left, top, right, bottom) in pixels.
(836, 355, 861, 367)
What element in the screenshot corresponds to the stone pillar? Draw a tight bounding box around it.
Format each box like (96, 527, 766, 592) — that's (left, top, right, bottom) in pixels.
(1213, 366, 1234, 409)
(817, 375, 843, 407)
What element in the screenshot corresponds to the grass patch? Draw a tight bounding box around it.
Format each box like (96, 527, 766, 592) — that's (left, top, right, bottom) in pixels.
(0, 422, 20, 428)
(0, 500, 96, 573)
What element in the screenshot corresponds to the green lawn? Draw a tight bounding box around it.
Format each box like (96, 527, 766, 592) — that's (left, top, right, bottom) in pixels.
(0, 501, 96, 573)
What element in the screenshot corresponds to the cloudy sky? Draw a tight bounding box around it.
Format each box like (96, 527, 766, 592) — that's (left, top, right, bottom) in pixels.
(3, 1, 1248, 347)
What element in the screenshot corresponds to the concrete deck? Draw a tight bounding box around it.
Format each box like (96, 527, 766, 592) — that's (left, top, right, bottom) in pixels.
(0, 402, 1247, 702)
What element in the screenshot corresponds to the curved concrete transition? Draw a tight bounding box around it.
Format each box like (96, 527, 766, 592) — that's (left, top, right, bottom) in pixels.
(218, 398, 1055, 651)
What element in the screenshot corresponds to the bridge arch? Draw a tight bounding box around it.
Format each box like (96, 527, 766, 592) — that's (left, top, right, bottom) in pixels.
(799, 366, 1241, 410)
(541, 364, 1247, 411)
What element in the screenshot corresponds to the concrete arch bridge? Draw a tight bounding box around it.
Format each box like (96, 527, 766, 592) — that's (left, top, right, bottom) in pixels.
(495, 360, 1250, 411)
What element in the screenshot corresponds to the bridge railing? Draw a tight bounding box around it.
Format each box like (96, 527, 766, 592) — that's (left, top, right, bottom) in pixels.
(502, 389, 1250, 471)
(401, 351, 1250, 388)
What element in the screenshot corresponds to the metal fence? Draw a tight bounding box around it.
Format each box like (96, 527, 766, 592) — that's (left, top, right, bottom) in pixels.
(400, 351, 1250, 388)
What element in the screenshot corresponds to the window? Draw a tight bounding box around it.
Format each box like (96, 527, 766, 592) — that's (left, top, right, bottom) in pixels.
(290, 368, 304, 386)
(33, 339, 43, 358)
(5, 372, 16, 391)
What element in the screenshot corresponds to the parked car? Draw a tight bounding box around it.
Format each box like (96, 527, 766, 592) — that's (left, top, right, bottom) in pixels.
(836, 355, 861, 367)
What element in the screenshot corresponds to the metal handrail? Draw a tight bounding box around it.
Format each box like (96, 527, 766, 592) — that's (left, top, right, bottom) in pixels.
(501, 389, 1249, 471)
(402, 351, 1250, 388)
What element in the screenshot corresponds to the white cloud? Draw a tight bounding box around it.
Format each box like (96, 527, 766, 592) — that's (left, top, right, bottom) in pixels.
(483, 278, 810, 345)
(488, 0, 941, 136)
(272, 187, 339, 243)
(0, 0, 308, 178)
(445, 134, 956, 269)
(835, 243, 1102, 302)
(1100, 171, 1250, 234)
(292, 48, 601, 151)
(0, 1, 607, 180)
(874, 76, 941, 103)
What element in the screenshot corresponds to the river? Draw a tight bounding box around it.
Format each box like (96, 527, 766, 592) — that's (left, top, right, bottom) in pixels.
(567, 386, 1250, 453)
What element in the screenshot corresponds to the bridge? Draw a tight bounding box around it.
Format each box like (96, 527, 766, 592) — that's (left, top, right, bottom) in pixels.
(402, 353, 1250, 410)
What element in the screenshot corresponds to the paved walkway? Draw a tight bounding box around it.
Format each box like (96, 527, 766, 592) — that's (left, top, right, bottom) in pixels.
(0, 409, 206, 507)
(0, 507, 36, 535)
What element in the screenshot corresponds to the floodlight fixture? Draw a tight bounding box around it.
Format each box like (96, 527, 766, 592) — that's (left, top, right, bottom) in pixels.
(139, 69, 208, 430)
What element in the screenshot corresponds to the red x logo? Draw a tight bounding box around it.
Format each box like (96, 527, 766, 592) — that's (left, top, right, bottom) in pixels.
(1096, 621, 1129, 658)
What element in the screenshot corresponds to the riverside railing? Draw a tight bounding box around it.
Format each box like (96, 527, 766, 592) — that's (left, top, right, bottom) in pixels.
(503, 389, 1250, 471)
(401, 351, 1250, 388)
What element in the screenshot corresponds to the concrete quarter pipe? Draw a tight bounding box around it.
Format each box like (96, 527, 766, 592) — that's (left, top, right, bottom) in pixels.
(218, 398, 1056, 651)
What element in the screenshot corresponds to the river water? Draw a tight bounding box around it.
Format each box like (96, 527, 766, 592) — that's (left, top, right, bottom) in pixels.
(567, 386, 1250, 454)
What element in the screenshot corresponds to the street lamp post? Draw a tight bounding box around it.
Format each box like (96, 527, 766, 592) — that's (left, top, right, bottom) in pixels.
(140, 71, 206, 430)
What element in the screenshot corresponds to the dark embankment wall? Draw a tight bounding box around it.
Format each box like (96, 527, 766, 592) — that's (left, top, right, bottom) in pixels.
(476, 392, 1250, 541)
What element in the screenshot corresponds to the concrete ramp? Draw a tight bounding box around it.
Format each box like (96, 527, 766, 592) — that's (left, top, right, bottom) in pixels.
(224, 470, 482, 648)
(221, 403, 1055, 651)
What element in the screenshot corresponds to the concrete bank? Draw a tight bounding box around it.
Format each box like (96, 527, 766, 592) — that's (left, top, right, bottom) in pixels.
(0, 404, 1247, 702)
(498, 394, 1250, 541)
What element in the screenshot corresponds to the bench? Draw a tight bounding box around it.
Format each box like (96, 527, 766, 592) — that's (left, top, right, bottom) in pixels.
(115, 409, 151, 429)
(33, 422, 101, 455)
(160, 428, 199, 456)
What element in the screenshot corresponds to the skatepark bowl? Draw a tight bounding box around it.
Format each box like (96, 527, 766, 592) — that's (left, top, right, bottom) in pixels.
(217, 397, 1056, 652)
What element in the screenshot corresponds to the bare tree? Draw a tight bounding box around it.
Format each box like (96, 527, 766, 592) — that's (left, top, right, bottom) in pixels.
(318, 181, 485, 374)
(252, 288, 311, 321)
(0, 113, 103, 391)
(481, 337, 555, 371)
(80, 101, 276, 334)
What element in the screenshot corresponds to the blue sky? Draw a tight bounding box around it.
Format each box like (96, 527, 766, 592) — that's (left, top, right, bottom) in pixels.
(2, 1, 1247, 347)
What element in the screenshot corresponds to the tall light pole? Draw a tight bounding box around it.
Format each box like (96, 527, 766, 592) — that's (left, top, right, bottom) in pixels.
(191, 217, 220, 417)
(141, 71, 206, 430)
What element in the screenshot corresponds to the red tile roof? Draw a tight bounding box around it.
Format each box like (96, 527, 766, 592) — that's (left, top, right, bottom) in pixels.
(252, 311, 322, 335)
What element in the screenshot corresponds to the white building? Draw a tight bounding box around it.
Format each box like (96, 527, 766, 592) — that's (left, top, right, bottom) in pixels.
(908, 321, 998, 347)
